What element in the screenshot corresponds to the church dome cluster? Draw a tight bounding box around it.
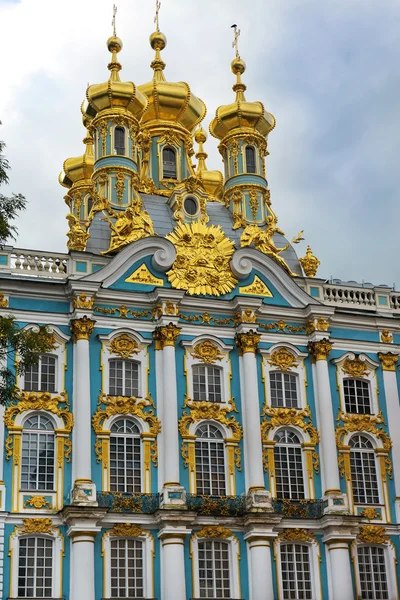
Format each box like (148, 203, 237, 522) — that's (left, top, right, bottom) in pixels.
(59, 9, 319, 284)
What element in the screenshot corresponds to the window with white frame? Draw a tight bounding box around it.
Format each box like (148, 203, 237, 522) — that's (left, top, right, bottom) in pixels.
(349, 435, 380, 504)
(197, 539, 231, 598)
(274, 430, 305, 499)
(280, 543, 313, 600)
(110, 418, 141, 493)
(344, 378, 372, 414)
(357, 545, 389, 600)
(21, 414, 55, 491)
(270, 371, 299, 408)
(109, 359, 140, 397)
(195, 423, 226, 496)
(193, 364, 222, 403)
(18, 536, 54, 598)
(24, 355, 57, 393)
(110, 537, 144, 597)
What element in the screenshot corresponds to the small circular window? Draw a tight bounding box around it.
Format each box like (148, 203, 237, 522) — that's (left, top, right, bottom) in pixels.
(184, 197, 198, 216)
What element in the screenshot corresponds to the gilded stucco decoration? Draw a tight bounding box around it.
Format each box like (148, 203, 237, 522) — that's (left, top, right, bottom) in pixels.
(153, 323, 181, 350)
(23, 496, 52, 510)
(234, 309, 257, 325)
(17, 518, 57, 535)
(261, 406, 319, 446)
(66, 213, 90, 251)
(235, 331, 260, 355)
(4, 391, 73, 433)
(336, 411, 392, 454)
(0, 293, 9, 307)
(166, 221, 238, 296)
(179, 396, 242, 442)
(92, 393, 160, 441)
(378, 352, 398, 372)
(357, 525, 388, 545)
(109, 334, 140, 358)
(342, 356, 370, 378)
(259, 320, 306, 334)
(194, 526, 232, 539)
(360, 507, 381, 521)
(268, 348, 298, 371)
(239, 276, 273, 297)
(102, 200, 155, 255)
(380, 330, 393, 344)
(109, 523, 144, 537)
(308, 339, 332, 362)
(276, 528, 317, 543)
(316, 317, 330, 332)
(70, 316, 96, 342)
(191, 340, 224, 364)
(72, 294, 94, 310)
(300, 246, 320, 277)
(124, 263, 164, 286)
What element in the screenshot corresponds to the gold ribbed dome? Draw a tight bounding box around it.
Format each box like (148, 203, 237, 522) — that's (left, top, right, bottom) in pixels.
(59, 109, 94, 189)
(138, 31, 206, 132)
(85, 35, 148, 119)
(194, 127, 223, 202)
(210, 58, 275, 141)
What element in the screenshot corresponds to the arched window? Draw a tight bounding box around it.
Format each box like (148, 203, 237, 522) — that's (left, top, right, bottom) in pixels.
(195, 423, 226, 495)
(274, 430, 305, 499)
(86, 196, 93, 217)
(357, 546, 389, 599)
(110, 537, 144, 597)
(245, 146, 256, 173)
(18, 536, 53, 597)
(114, 127, 125, 155)
(109, 359, 140, 397)
(110, 418, 141, 493)
(349, 434, 380, 504)
(270, 372, 298, 408)
(21, 414, 55, 491)
(193, 365, 222, 403)
(197, 539, 231, 598)
(280, 543, 313, 600)
(24, 355, 57, 393)
(162, 146, 177, 179)
(344, 379, 371, 414)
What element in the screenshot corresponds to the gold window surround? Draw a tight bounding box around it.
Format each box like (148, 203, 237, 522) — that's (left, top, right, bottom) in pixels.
(333, 352, 381, 416)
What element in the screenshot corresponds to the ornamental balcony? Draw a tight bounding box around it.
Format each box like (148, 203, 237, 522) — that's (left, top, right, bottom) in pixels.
(186, 494, 247, 517)
(272, 498, 324, 519)
(96, 492, 160, 513)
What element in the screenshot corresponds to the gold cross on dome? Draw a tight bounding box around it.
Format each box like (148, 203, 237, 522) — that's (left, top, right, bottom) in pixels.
(231, 24, 241, 58)
(112, 4, 117, 37)
(154, 0, 161, 32)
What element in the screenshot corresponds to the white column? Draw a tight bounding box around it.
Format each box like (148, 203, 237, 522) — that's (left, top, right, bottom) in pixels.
(240, 346, 265, 490)
(378, 353, 400, 516)
(155, 347, 164, 490)
(70, 531, 97, 600)
(162, 344, 180, 485)
(310, 340, 342, 495)
(71, 317, 95, 484)
(326, 541, 354, 600)
(246, 534, 275, 600)
(159, 532, 187, 600)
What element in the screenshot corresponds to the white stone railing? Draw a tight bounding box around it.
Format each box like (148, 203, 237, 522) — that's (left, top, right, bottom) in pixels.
(323, 284, 376, 308)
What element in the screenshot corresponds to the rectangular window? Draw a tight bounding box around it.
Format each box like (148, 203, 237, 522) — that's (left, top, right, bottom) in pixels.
(350, 450, 380, 504)
(344, 379, 371, 414)
(274, 445, 305, 499)
(110, 435, 141, 493)
(280, 543, 313, 600)
(109, 360, 140, 397)
(195, 440, 226, 496)
(24, 355, 56, 393)
(358, 546, 389, 600)
(21, 431, 55, 491)
(198, 540, 231, 598)
(193, 365, 222, 403)
(18, 537, 53, 598)
(270, 372, 298, 408)
(110, 538, 144, 598)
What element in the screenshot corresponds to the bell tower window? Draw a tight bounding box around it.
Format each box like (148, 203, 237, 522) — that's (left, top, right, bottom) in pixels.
(114, 127, 125, 155)
(245, 146, 256, 173)
(163, 147, 177, 179)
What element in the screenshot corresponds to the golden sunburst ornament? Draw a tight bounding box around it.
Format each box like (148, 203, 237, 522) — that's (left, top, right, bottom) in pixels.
(166, 222, 238, 296)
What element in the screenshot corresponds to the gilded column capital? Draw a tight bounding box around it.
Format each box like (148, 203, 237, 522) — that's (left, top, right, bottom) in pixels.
(378, 352, 399, 372)
(153, 323, 181, 350)
(70, 316, 96, 343)
(308, 338, 333, 361)
(235, 330, 261, 356)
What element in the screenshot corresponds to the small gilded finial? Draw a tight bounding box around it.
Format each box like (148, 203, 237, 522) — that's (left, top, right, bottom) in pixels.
(231, 24, 241, 59)
(300, 245, 321, 278)
(154, 0, 161, 32)
(112, 4, 117, 37)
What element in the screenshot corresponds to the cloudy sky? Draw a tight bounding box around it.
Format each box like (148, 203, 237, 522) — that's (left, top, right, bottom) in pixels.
(0, 0, 399, 287)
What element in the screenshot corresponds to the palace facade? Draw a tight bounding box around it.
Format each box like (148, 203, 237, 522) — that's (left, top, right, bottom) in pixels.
(0, 11, 399, 600)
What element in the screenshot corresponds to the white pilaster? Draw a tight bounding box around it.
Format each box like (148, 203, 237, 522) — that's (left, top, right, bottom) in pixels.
(70, 531, 97, 600)
(159, 531, 188, 600)
(326, 541, 354, 600)
(245, 533, 275, 600)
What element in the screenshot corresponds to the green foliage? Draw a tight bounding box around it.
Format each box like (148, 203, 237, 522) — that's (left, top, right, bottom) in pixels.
(0, 125, 27, 247)
(0, 317, 56, 405)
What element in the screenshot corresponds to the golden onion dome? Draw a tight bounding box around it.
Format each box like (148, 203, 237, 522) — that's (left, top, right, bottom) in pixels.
(210, 57, 275, 141)
(59, 109, 94, 189)
(138, 31, 206, 133)
(194, 127, 224, 202)
(85, 35, 148, 119)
